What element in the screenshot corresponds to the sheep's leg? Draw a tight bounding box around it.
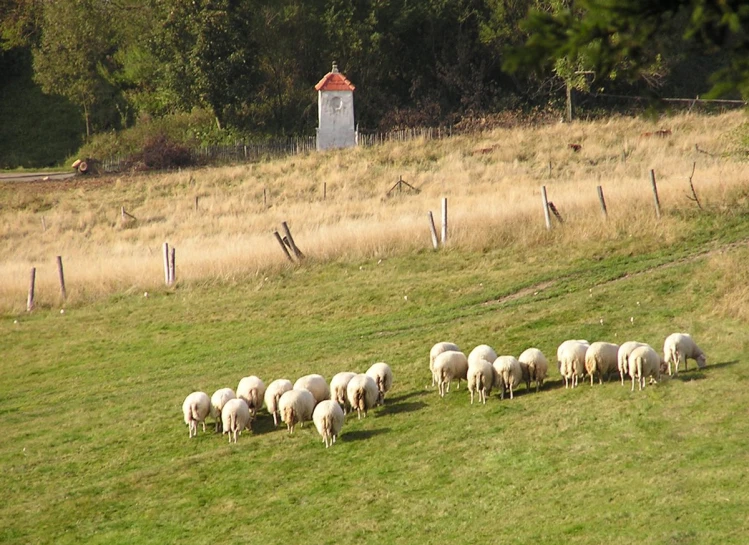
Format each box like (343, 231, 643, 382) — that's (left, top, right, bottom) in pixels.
(509, 384, 514, 400)
(470, 390, 474, 405)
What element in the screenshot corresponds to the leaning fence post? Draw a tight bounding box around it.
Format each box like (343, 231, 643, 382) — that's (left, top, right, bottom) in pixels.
(427, 211, 439, 250)
(441, 198, 448, 245)
(27, 267, 36, 312)
(281, 221, 305, 259)
(169, 247, 176, 285)
(541, 186, 552, 230)
(274, 231, 294, 262)
(597, 185, 608, 217)
(163, 242, 170, 285)
(56, 256, 67, 301)
(649, 169, 662, 219)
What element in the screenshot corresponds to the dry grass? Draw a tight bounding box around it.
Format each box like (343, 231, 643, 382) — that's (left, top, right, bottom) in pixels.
(2, 111, 747, 313)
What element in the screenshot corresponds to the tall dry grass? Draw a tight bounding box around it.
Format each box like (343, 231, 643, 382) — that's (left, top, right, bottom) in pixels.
(2, 111, 748, 313)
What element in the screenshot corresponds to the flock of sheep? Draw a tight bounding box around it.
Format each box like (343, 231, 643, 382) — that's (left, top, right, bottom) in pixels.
(181, 362, 393, 447)
(431, 332, 707, 403)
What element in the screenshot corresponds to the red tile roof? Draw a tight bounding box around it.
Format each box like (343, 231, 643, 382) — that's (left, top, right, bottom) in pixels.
(315, 69, 356, 92)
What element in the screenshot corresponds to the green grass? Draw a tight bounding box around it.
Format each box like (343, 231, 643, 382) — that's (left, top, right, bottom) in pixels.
(2, 208, 749, 544)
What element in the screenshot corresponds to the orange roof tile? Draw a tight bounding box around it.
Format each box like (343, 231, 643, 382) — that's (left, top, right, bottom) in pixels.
(315, 66, 356, 92)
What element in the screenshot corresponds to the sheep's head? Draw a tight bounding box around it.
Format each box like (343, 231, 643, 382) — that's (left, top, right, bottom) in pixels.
(696, 354, 707, 368)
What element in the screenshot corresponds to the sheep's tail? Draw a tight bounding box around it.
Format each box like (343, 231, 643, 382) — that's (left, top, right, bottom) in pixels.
(226, 411, 237, 434)
(189, 402, 201, 424)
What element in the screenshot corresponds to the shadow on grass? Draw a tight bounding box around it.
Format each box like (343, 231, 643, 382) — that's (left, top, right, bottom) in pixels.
(249, 415, 283, 435)
(342, 428, 391, 442)
(385, 389, 430, 403)
(379, 400, 427, 416)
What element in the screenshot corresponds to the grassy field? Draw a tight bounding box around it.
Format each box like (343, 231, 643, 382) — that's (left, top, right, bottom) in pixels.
(2, 112, 749, 544)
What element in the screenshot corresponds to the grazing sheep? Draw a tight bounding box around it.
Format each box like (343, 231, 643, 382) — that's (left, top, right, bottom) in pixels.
(312, 400, 345, 448)
(585, 342, 620, 386)
(467, 358, 494, 405)
(366, 362, 393, 405)
(329, 372, 357, 414)
(629, 345, 662, 391)
(518, 348, 548, 392)
(278, 389, 316, 434)
(221, 398, 252, 443)
(433, 350, 469, 397)
(264, 379, 293, 427)
(182, 391, 211, 438)
(430, 342, 460, 386)
(294, 374, 330, 405)
(346, 374, 379, 419)
(663, 333, 707, 375)
(237, 376, 266, 417)
(493, 356, 523, 399)
(617, 341, 647, 386)
(468, 344, 497, 368)
(557, 340, 590, 388)
(210, 388, 236, 432)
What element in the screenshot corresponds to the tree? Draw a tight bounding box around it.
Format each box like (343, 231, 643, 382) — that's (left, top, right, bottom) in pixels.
(504, 0, 749, 99)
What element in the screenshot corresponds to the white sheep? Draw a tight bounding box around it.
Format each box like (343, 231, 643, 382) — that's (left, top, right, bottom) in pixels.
(467, 358, 494, 405)
(346, 373, 379, 419)
(221, 398, 252, 443)
(663, 333, 707, 375)
(294, 374, 330, 405)
(493, 355, 523, 399)
(617, 341, 647, 386)
(557, 340, 590, 388)
(517, 348, 548, 393)
(629, 345, 662, 391)
(264, 379, 293, 427)
(237, 375, 266, 417)
(210, 387, 236, 432)
(467, 344, 497, 367)
(329, 372, 357, 414)
(312, 400, 345, 448)
(584, 342, 620, 386)
(430, 342, 460, 386)
(366, 362, 393, 405)
(433, 350, 469, 397)
(278, 389, 316, 434)
(182, 391, 211, 438)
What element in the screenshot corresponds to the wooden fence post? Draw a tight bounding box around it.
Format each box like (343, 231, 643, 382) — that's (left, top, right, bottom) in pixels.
(41, 216, 47, 232)
(195, 196, 199, 211)
(163, 242, 170, 285)
(323, 182, 327, 200)
(281, 221, 305, 259)
(427, 211, 439, 250)
(263, 188, 267, 207)
(274, 231, 294, 262)
(597, 185, 608, 217)
(541, 186, 552, 230)
(27, 267, 36, 312)
(56, 256, 67, 301)
(649, 169, 662, 219)
(441, 198, 448, 245)
(169, 247, 176, 285)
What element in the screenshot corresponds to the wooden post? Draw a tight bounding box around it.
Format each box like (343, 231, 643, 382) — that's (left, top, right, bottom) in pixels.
(121, 206, 126, 222)
(441, 198, 448, 245)
(274, 231, 294, 262)
(427, 211, 439, 250)
(649, 169, 662, 219)
(323, 182, 327, 200)
(41, 216, 47, 231)
(548, 202, 564, 224)
(195, 196, 199, 211)
(169, 247, 176, 285)
(566, 82, 574, 123)
(263, 188, 267, 207)
(163, 242, 170, 285)
(56, 256, 67, 301)
(541, 186, 552, 230)
(548, 161, 552, 178)
(597, 185, 608, 217)
(281, 221, 305, 259)
(27, 267, 36, 312)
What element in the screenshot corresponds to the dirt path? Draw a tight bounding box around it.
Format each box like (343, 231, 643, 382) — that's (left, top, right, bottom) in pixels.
(0, 171, 76, 183)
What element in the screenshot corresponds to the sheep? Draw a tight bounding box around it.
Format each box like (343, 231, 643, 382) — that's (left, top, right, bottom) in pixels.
(617, 341, 647, 386)
(312, 400, 345, 448)
(294, 374, 330, 405)
(518, 348, 548, 392)
(663, 333, 707, 375)
(182, 391, 211, 438)
(366, 362, 393, 405)
(237, 375, 266, 417)
(557, 340, 590, 388)
(584, 342, 620, 386)
(467, 344, 497, 368)
(329, 372, 357, 414)
(629, 345, 662, 391)
(221, 398, 252, 443)
(264, 379, 293, 427)
(433, 350, 469, 397)
(210, 388, 236, 432)
(278, 389, 316, 434)
(493, 355, 523, 399)
(346, 373, 379, 419)
(430, 342, 460, 386)
(467, 358, 494, 405)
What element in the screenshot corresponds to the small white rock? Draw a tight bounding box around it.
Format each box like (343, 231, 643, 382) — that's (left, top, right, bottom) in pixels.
(144, 292, 148, 297)
(403, 295, 408, 301)
(14, 320, 18, 324)
(60, 309, 65, 314)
